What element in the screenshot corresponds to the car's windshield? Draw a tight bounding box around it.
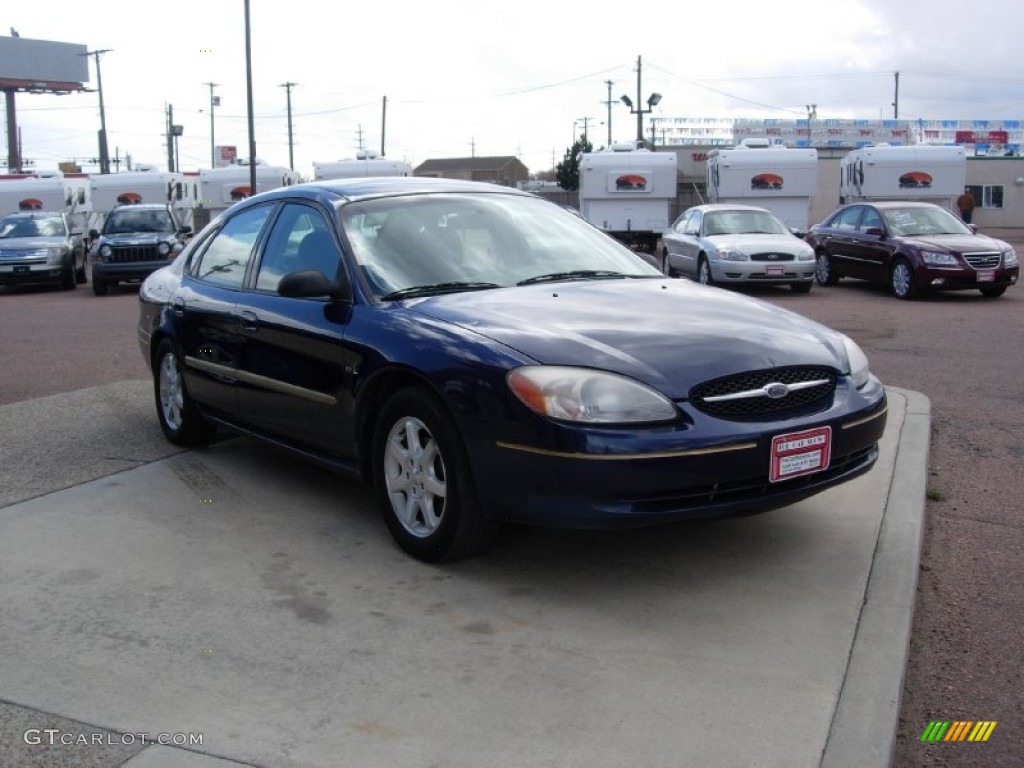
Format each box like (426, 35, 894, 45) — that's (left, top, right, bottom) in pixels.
(882, 207, 971, 237)
(703, 210, 789, 236)
(103, 209, 174, 234)
(340, 193, 661, 298)
(0, 215, 66, 238)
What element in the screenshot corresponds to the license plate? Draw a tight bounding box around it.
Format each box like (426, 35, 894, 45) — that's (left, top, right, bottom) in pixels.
(766, 265, 785, 276)
(14, 265, 29, 274)
(770, 426, 832, 483)
(977, 270, 995, 283)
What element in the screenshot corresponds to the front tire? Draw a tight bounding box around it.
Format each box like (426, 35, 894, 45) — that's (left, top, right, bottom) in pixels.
(374, 387, 499, 562)
(697, 256, 714, 286)
(815, 251, 839, 286)
(979, 285, 1007, 298)
(891, 258, 919, 299)
(790, 281, 812, 294)
(60, 265, 76, 290)
(154, 339, 216, 446)
(92, 278, 108, 296)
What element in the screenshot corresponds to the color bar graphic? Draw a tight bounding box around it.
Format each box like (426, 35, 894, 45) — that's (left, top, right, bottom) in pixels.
(920, 721, 996, 742)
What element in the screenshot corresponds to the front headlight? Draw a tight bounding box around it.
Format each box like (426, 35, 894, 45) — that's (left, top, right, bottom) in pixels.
(1004, 248, 1018, 267)
(99, 244, 112, 258)
(713, 247, 750, 262)
(47, 246, 69, 264)
(921, 251, 959, 267)
(157, 241, 171, 256)
(796, 248, 814, 262)
(841, 335, 871, 389)
(507, 366, 677, 424)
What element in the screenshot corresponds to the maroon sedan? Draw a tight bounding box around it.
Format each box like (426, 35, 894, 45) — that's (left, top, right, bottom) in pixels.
(807, 201, 1019, 299)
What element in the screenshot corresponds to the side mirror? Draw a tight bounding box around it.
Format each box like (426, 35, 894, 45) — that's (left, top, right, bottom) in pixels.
(178, 226, 192, 235)
(968, 223, 978, 234)
(865, 227, 885, 237)
(278, 269, 349, 301)
(88, 229, 99, 240)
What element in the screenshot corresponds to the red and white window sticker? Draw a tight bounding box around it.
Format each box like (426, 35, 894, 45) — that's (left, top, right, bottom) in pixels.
(770, 426, 832, 483)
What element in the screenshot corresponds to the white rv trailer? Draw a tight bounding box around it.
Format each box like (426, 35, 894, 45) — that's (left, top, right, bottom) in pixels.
(197, 163, 302, 219)
(706, 139, 818, 232)
(578, 143, 678, 252)
(313, 150, 412, 180)
(0, 172, 92, 231)
(89, 170, 198, 229)
(839, 143, 967, 210)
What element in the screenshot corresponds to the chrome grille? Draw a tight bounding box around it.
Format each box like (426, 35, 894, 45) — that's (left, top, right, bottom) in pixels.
(109, 245, 163, 263)
(750, 252, 795, 262)
(963, 251, 1001, 269)
(690, 366, 837, 420)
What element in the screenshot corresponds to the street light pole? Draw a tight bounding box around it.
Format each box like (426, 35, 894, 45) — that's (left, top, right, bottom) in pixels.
(244, 0, 256, 194)
(204, 81, 219, 167)
(84, 49, 112, 173)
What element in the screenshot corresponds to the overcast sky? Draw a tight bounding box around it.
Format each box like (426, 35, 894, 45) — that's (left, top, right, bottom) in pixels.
(7, 0, 1024, 177)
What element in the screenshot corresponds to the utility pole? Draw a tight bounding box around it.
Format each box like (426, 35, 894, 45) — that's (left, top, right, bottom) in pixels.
(634, 55, 643, 143)
(603, 79, 614, 146)
(204, 81, 219, 167)
(280, 82, 297, 170)
(166, 103, 174, 172)
(381, 95, 388, 157)
(892, 71, 900, 119)
(84, 49, 112, 174)
(244, 0, 256, 194)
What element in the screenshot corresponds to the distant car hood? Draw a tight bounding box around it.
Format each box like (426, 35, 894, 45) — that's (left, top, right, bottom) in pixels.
(0, 236, 66, 252)
(707, 233, 813, 254)
(102, 233, 174, 245)
(899, 233, 1010, 253)
(407, 279, 848, 399)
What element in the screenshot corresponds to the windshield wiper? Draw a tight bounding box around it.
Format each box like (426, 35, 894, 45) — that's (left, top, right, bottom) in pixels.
(517, 270, 631, 286)
(381, 281, 501, 300)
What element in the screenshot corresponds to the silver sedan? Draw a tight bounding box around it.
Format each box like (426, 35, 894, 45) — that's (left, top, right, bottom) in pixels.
(662, 204, 815, 293)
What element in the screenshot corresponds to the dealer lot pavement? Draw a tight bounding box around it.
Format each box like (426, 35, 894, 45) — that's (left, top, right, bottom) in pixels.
(0, 380, 927, 768)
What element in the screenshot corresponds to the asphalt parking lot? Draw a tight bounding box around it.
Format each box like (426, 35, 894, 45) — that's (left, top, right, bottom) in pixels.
(1, 240, 1021, 767)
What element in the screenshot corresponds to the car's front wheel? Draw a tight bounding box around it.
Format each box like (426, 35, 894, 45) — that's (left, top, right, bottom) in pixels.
(60, 264, 76, 290)
(154, 339, 216, 445)
(815, 251, 839, 286)
(790, 281, 812, 294)
(979, 285, 1007, 298)
(697, 256, 714, 286)
(374, 387, 499, 562)
(891, 258, 919, 299)
(92, 278, 108, 296)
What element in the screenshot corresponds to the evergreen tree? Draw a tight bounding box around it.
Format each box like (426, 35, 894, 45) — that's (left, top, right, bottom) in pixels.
(555, 135, 594, 191)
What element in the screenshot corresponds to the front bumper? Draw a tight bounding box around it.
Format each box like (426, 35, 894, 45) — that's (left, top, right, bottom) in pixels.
(93, 259, 175, 283)
(0, 261, 66, 285)
(469, 378, 887, 528)
(914, 263, 1019, 291)
(711, 259, 816, 283)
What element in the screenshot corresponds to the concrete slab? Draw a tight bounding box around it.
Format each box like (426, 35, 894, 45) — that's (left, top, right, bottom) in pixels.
(0, 384, 928, 768)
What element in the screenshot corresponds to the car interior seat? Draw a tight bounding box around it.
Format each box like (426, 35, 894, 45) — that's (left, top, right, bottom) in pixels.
(296, 229, 339, 280)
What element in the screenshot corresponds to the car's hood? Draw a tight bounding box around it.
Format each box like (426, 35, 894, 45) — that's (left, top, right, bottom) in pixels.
(901, 233, 1010, 253)
(707, 233, 812, 254)
(0, 236, 66, 251)
(407, 279, 848, 399)
(103, 233, 173, 244)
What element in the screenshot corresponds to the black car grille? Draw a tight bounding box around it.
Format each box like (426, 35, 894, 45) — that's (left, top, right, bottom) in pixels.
(750, 252, 795, 262)
(690, 366, 837, 421)
(962, 252, 1001, 269)
(108, 245, 163, 263)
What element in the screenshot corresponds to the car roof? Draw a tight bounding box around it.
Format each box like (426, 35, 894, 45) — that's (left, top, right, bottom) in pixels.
(235, 176, 535, 207)
(688, 203, 773, 214)
(2, 211, 65, 218)
(845, 201, 944, 210)
(109, 203, 172, 211)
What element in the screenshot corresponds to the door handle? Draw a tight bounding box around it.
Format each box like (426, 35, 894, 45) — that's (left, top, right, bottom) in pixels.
(239, 311, 259, 333)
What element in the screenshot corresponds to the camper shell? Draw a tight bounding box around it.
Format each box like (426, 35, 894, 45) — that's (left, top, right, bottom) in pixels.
(839, 143, 967, 209)
(706, 139, 818, 233)
(313, 151, 412, 180)
(578, 144, 678, 252)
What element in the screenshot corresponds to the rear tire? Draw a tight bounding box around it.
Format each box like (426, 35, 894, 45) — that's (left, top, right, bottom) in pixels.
(154, 339, 216, 446)
(374, 387, 500, 562)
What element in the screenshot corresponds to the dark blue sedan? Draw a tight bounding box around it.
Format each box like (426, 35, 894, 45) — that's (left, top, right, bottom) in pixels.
(137, 177, 887, 562)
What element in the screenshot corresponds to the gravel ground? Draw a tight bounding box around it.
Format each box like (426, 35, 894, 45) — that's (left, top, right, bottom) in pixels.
(1, 242, 1022, 766)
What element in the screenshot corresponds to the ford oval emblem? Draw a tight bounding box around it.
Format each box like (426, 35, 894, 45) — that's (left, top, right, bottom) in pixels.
(764, 382, 789, 399)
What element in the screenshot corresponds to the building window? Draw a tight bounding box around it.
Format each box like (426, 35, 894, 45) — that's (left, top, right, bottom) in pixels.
(967, 184, 1003, 208)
